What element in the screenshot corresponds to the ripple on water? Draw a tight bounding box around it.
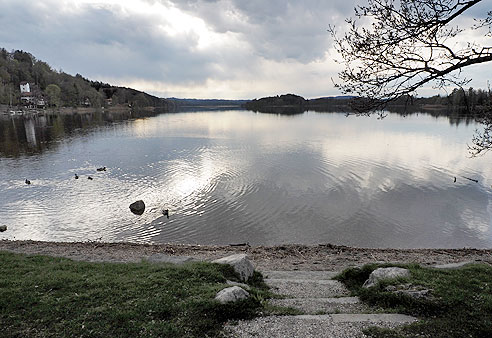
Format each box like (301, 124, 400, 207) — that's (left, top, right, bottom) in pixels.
(1, 111, 491, 248)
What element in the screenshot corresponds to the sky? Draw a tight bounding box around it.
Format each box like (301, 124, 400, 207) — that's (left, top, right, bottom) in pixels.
(0, 0, 490, 99)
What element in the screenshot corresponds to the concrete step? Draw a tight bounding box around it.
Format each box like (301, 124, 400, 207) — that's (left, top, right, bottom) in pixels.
(265, 278, 349, 298)
(224, 314, 417, 338)
(269, 297, 369, 314)
(262, 270, 339, 280)
(301, 313, 417, 323)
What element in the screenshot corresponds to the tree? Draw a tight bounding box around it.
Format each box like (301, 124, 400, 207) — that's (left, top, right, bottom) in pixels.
(45, 84, 61, 107)
(132, 92, 150, 107)
(330, 0, 492, 112)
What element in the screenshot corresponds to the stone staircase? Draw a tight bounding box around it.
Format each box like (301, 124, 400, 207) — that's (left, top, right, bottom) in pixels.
(225, 270, 417, 338)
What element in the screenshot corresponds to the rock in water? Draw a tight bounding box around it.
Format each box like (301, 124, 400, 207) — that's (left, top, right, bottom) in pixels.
(363, 267, 410, 288)
(129, 200, 145, 215)
(215, 286, 250, 304)
(213, 254, 255, 281)
(0, 225, 7, 232)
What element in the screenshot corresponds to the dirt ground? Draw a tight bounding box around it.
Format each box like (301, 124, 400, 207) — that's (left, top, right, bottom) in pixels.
(2, 240, 492, 271)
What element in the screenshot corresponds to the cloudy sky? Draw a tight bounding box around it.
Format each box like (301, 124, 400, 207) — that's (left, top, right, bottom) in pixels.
(0, 0, 490, 99)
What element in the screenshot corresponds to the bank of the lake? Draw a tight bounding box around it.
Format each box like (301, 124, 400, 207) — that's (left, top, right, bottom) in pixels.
(0, 103, 168, 115)
(1, 240, 491, 271)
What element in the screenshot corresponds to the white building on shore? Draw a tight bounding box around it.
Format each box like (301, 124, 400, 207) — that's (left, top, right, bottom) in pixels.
(20, 81, 30, 93)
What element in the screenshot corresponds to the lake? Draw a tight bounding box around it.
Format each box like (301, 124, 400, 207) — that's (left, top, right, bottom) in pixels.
(1, 109, 491, 248)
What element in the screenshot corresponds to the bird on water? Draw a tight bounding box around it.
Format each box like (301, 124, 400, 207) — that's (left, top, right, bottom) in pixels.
(163, 209, 169, 219)
(75, 174, 79, 179)
(25, 179, 31, 185)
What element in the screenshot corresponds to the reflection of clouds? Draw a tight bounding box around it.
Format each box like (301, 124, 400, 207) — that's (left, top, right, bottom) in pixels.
(166, 154, 218, 199)
(6, 200, 51, 241)
(378, 178, 396, 193)
(318, 114, 490, 185)
(1, 110, 491, 247)
(111, 111, 492, 247)
(462, 208, 489, 235)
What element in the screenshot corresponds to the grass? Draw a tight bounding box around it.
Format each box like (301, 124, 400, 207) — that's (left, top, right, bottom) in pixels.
(335, 263, 492, 338)
(0, 251, 271, 337)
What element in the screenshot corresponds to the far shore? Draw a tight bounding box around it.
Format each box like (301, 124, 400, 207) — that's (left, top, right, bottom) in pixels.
(0, 104, 167, 116)
(1, 240, 491, 271)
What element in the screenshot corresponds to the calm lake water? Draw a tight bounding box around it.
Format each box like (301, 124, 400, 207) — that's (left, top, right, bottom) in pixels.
(1, 109, 491, 248)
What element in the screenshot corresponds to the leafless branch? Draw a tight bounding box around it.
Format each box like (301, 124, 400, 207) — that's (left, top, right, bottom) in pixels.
(330, 0, 491, 109)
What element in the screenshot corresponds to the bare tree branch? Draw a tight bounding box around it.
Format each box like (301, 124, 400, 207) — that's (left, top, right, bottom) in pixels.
(330, 0, 491, 111)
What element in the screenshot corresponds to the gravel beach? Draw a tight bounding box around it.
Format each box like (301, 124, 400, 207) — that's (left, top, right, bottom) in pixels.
(1, 240, 491, 271)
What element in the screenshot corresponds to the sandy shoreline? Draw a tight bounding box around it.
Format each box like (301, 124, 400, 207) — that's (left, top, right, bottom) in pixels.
(1, 240, 492, 271)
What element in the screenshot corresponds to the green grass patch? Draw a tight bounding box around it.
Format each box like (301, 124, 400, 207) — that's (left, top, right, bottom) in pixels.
(335, 263, 492, 338)
(0, 251, 269, 337)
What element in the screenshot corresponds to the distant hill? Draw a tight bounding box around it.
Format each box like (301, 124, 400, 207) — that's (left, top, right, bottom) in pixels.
(0, 48, 171, 110)
(168, 98, 248, 109)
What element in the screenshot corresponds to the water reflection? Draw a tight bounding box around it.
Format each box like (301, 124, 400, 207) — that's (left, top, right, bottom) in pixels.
(0, 109, 491, 248)
(0, 110, 161, 157)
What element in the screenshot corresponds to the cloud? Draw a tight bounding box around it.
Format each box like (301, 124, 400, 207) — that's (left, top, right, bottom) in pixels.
(0, 0, 489, 99)
(171, 0, 356, 63)
(0, 0, 228, 84)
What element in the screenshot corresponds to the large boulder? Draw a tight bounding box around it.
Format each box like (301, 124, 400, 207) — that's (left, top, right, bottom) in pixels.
(213, 254, 254, 282)
(363, 267, 410, 288)
(215, 286, 250, 304)
(129, 200, 145, 215)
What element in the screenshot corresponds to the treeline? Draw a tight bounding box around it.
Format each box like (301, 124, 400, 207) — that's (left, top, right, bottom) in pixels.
(0, 48, 170, 109)
(170, 98, 248, 107)
(244, 94, 355, 114)
(244, 94, 307, 110)
(412, 87, 492, 112)
(244, 89, 492, 115)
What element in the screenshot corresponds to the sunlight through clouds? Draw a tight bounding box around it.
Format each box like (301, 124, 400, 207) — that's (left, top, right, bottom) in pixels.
(0, 0, 489, 99)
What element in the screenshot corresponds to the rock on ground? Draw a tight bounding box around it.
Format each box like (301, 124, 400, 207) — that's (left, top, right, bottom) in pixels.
(213, 254, 254, 281)
(363, 267, 410, 288)
(215, 286, 250, 304)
